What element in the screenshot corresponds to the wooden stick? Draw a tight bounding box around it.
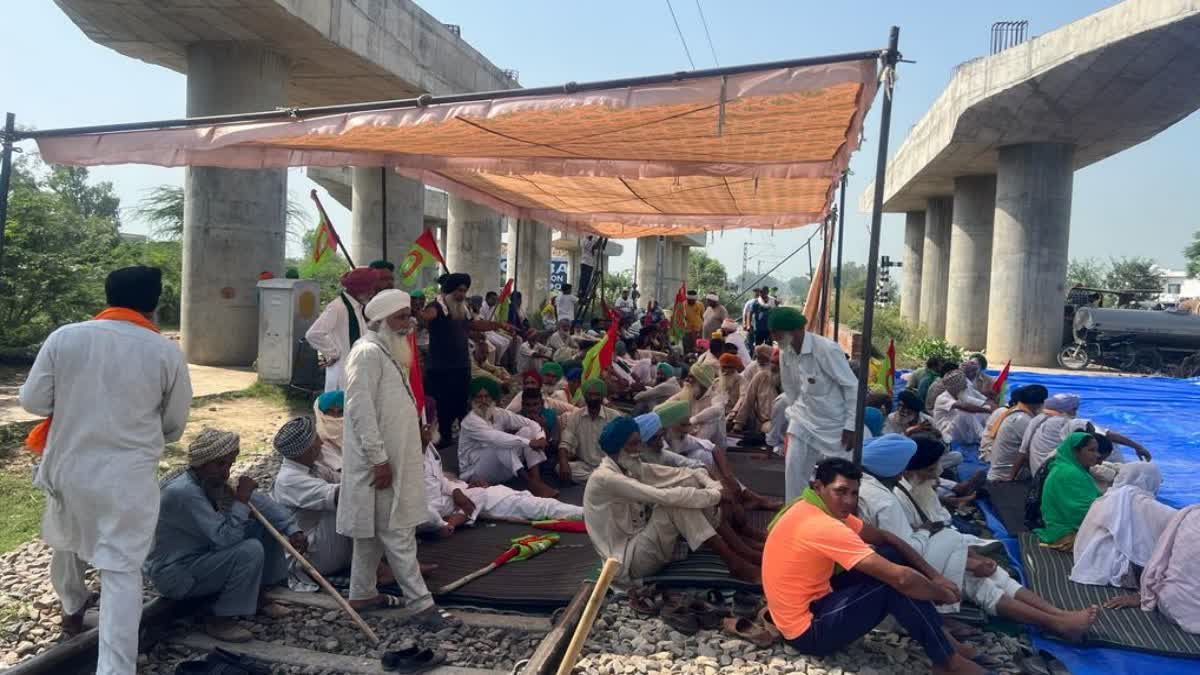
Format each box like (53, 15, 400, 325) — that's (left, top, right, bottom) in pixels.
(439, 561, 500, 594)
(555, 558, 620, 675)
(246, 502, 380, 644)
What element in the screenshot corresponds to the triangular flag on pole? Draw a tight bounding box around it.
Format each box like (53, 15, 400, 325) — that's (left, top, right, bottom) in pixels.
(576, 309, 620, 401)
(397, 229, 445, 288)
(494, 278, 514, 325)
(311, 200, 341, 263)
(875, 338, 896, 395)
(669, 282, 688, 343)
(992, 359, 1012, 402)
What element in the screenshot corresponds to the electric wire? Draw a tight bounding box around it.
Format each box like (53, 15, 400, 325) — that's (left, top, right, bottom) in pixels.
(665, 0, 697, 69)
(694, 0, 720, 66)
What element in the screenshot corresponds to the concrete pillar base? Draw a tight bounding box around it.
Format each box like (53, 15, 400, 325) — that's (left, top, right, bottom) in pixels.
(507, 219, 552, 311)
(987, 143, 1074, 366)
(350, 168, 424, 267)
(445, 196, 503, 296)
(945, 175, 997, 351)
(900, 211, 925, 325)
(918, 197, 952, 338)
(181, 42, 288, 366)
(636, 236, 664, 307)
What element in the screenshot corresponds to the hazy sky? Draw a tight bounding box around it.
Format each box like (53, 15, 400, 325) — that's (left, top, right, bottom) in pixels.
(5, 1, 1197, 285)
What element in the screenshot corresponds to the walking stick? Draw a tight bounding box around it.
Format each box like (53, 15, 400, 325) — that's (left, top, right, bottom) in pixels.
(555, 557, 621, 675)
(246, 503, 380, 644)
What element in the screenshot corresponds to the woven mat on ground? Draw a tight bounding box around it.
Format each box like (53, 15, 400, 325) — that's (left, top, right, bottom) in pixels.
(1018, 532, 1200, 657)
(985, 480, 1030, 535)
(726, 452, 786, 498)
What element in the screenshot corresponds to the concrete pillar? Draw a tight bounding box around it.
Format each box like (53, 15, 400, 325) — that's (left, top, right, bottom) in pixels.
(987, 143, 1074, 366)
(350, 168, 424, 266)
(182, 42, 288, 366)
(507, 218, 552, 310)
(917, 197, 952, 338)
(900, 211, 925, 325)
(678, 245, 691, 291)
(636, 236, 664, 307)
(945, 175, 997, 350)
(445, 195, 503, 295)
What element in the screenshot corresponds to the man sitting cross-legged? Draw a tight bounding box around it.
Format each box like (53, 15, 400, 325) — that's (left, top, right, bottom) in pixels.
(420, 401, 581, 537)
(458, 376, 558, 497)
(762, 457, 986, 675)
(859, 435, 1098, 641)
(558, 378, 621, 484)
(270, 416, 424, 591)
(583, 417, 761, 586)
(145, 429, 302, 643)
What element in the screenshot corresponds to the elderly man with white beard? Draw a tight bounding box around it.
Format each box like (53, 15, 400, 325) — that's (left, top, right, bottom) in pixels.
(337, 289, 454, 626)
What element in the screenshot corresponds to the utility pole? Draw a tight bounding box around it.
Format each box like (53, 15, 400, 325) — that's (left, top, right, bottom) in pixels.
(741, 241, 749, 290)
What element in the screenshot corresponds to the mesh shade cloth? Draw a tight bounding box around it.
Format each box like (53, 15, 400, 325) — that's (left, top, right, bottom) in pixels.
(36, 59, 879, 236)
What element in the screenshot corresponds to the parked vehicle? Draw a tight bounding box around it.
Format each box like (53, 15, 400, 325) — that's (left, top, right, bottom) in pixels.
(1059, 307, 1200, 373)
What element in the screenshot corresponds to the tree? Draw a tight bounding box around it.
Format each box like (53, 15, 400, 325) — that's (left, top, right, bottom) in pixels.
(1067, 258, 1106, 288)
(1105, 257, 1164, 292)
(786, 275, 811, 301)
(1184, 231, 1200, 278)
(0, 157, 126, 349)
(131, 184, 309, 243)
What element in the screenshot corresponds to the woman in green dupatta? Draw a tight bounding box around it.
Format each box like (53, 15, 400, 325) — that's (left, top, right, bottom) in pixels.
(1036, 431, 1102, 550)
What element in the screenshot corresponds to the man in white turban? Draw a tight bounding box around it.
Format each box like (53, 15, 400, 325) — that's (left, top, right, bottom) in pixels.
(337, 290, 454, 627)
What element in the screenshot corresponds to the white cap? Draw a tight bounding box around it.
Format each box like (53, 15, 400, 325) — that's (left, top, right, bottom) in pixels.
(705, 293, 719, 302)
(364, 288, 411, 321)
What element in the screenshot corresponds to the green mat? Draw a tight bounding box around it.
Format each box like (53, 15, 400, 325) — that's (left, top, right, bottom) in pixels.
(1018, 532, 1200, 657)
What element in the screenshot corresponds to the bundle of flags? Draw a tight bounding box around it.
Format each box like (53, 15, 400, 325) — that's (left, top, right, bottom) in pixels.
(669, 282, 688, 343)
(575, 308, 620, 401)
(874, 339, 897, 395)
(409, 329, 425, 417)
(397, 229, 445, 288)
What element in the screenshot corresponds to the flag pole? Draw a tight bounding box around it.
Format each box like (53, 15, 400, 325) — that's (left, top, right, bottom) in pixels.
(310, 189, 355, 268)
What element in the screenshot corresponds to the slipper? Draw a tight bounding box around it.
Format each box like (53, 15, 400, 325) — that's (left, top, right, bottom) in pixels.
(721, 616, 776, 648)
(409, 606, 460, 629)
(659, 604, 700, 636)
(732, 591, 763, 618)
(683, 593, 724, 630)
(756, 607, 782, 641)
(353, 594, 404, 612)
(627, 585, 664, 616)
(382, 647, 447, 673)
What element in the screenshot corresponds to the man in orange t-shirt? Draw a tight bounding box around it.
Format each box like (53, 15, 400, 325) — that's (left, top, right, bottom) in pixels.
(762, 458, 985, 675)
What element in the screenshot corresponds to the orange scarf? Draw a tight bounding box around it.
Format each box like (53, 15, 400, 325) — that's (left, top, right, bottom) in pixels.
(986, 403, 1034, 438)
(25, 308, 160, 454)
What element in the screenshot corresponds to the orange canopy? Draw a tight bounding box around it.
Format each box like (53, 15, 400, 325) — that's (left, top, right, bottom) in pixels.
(35, 56, 879, 237)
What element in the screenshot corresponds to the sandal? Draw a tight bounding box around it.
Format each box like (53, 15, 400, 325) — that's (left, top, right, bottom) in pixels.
(732, 591, 763, 618)
(659, 604, 700, 636)
(409, 606, 460, 629)
(627, 584, 664, 616)
(721, 616, 777, 648)
(756, 607, 782, 641)
(382, 647, 447, 673)
(352, 594, 404, 612)
(683, 592, 724, 630)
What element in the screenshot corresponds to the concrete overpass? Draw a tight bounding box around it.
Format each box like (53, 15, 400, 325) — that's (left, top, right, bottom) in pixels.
(54, 0, 522, 365)
(861, 0, 1200, 365)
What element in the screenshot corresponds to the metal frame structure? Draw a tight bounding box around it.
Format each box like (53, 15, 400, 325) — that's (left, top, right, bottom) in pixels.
(833, 171, 848, 341)
(0, 29, 900, 466)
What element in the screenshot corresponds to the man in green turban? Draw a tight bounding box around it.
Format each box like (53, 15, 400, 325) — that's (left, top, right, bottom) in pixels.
(559, 376, 620, 483)
(457, 377, 558, 497)
(769, 306, 859, 502)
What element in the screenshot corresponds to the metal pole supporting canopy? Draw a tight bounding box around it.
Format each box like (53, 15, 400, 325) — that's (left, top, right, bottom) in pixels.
(852, 26, 901, 466)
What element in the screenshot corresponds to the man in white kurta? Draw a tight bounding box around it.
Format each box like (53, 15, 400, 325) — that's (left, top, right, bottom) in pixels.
(458, 377, 557, 496)
(420, 443, 581, 536)
(270, 417, 351, 589)
(20, 266, 192, 675)
(305, 268, 378, 392)
(337, 289, 448, 626)
(769, 307, 857, 501)
(559, 378, 622, 483)
(931, 370, 994, 446)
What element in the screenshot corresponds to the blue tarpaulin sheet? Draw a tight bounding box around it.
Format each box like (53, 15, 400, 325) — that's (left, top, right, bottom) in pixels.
(931, 370, 1200, 674)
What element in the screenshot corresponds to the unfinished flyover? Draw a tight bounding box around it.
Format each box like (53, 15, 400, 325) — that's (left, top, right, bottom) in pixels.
(53, 0, 519, 365)
(862, 0, 1200, 366)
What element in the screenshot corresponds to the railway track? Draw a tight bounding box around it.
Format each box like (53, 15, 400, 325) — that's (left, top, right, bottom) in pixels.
(5, 584, 592, 675)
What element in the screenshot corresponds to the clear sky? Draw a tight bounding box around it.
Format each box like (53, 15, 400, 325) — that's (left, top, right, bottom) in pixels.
(4, 1, 1197, 285)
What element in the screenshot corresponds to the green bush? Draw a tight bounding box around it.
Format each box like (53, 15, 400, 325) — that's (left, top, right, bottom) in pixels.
(838, 300, 929, 367)
(903, 337, 965, 367)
